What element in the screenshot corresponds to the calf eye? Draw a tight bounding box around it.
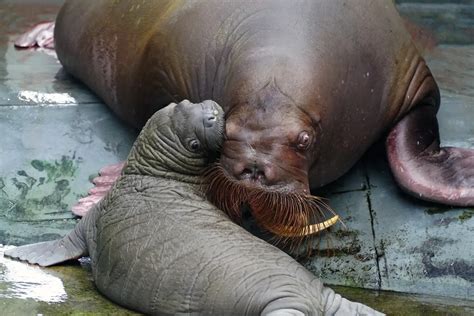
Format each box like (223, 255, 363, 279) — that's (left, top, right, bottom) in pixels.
(296, 131, 311, 151)
(189, 139, 201, 152)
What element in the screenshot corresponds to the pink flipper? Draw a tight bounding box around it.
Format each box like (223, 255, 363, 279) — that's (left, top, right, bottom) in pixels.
(88, 185, 110, 196)
(387, 105, 474, 206)
(15, 22, 55, 49)
(97, 163, 126, 176)
(72, 162, 125, 217)
(92, 175, 120, 186)
(71, 197, 101, 217)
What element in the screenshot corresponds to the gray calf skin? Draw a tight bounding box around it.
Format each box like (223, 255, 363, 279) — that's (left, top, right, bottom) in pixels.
(5, 100, 383, 315)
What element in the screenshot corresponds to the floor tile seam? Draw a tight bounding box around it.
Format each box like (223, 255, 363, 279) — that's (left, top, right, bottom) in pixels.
(363, 162, 383, 291)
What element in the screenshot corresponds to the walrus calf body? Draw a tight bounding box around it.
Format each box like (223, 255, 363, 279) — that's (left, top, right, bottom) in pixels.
(53, 0, 473, 219)
(5, 100, 381, 315)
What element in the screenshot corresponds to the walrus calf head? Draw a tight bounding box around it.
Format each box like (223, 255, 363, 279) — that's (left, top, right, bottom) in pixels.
(125, 100, 225, 180)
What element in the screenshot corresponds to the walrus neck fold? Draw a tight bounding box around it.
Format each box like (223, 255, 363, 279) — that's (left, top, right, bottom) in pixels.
(123, 110, 208, 184)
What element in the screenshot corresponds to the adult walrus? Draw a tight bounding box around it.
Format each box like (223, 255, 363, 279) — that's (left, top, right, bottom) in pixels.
(5, 100, 381, 316)
(54, 0, 474, 223)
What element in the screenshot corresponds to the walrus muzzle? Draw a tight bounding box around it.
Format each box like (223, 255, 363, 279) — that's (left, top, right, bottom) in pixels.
(204, 164, 339, 246)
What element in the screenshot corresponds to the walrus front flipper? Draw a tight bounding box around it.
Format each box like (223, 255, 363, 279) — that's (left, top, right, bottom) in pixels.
(14, 21, 55, 49)
(387, 105, 474, 206)
(4, 221, 88, 267)
(72, 162, 125, 217)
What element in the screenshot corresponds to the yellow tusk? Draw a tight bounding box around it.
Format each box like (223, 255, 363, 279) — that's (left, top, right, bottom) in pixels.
(276, 215, 340, 237)
(301, 214, 339, 235)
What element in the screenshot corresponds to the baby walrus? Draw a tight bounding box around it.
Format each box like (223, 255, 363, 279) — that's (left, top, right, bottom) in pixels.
(5, 100, 381, 315)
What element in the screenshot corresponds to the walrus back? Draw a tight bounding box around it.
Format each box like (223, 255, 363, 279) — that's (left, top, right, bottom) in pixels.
(55, 0, 177, 127)
(55, 0, 423, 135)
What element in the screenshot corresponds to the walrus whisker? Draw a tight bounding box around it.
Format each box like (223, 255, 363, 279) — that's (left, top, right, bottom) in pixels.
(248, 192, 336, 239)
(204, 163, 340, 251)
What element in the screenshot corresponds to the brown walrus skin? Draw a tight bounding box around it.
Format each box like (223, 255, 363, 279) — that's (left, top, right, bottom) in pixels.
(54, 0, 473, 216)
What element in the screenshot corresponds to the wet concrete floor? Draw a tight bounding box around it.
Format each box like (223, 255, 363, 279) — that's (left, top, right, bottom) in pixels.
(0, 0, 473, 315)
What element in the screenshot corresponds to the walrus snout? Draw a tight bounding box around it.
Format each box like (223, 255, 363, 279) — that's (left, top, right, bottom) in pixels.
(219, 148, 278, 186)
(220, 152, 309, 194)
(204, 114, 217, 127)
(174, 99, 224, 130)
(199, 100, 225, 151)
(194, 100, 224, 128)
(201, 107, 219, 129)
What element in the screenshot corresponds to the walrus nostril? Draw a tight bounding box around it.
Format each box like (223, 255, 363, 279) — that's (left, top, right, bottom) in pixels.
(203, 115, 217, 128)
(242, 168, 253, 176)
(240, 165, 266, 182)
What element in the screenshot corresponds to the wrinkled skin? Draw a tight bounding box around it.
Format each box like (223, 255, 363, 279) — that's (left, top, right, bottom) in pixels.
(54, 0, 473, 208)
(5, 100, 382, 315)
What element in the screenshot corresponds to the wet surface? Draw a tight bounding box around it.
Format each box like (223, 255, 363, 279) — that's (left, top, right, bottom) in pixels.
(334, 285, 474, 315)
(0, 0, 473, 315)
(0, 245, 67, 303)
(0, 245, 137, 314)
(1, 240, 471, 315)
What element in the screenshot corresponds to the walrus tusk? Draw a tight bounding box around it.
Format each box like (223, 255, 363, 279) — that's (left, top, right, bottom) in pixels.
(275, 215, 340, 238)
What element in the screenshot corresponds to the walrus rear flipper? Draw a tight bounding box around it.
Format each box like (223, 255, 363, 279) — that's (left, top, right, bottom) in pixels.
(4, 221, 88, 267)
(387, 105, 474, 206)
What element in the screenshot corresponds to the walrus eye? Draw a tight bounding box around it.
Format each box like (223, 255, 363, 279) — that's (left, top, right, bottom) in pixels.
(188, 139, 201, 152)
(296, 131, 311, 151)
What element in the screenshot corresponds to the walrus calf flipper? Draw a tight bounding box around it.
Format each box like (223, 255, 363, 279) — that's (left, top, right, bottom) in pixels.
(72, 162, 125, 216)
(4, 212, 91, 266)
(387, 105, 474, 206)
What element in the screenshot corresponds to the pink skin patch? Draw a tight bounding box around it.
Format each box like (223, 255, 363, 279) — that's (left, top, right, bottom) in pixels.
(14, 21, 55, 49)
(72, 162, 125, 217)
